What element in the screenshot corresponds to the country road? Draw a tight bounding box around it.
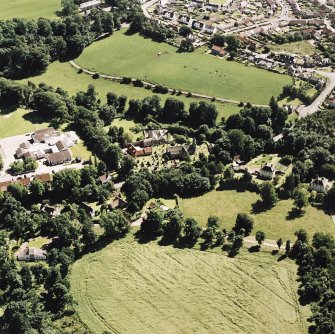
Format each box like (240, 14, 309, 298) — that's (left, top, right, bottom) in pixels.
(298, 70, 335, 118)
(142, 0, 158, 19)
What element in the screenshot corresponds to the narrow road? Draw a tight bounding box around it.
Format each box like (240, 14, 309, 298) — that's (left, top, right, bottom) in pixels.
(142, 0, 159, 19)
(298, 70, 335, 118)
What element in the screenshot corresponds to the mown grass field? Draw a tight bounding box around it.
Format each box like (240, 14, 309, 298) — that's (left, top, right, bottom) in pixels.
(180, 190, 335, 240)
(70, 236, 309, 334)
(21, 61, 241, 121)
(0, 108, 50, 138)
(75, 30, 292, 105)
(269, 41, 318, 56)
(0, 0, 61, 20)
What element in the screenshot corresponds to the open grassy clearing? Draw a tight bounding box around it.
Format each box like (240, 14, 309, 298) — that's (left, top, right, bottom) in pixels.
(0, 0, 60, 20)
(28, 237, 51, 249)
(70, 142, 92, 160)
(180, 190, 335, 240)
(20, 61, 241, 121)
(75, 30, 292, 104)
(70, 236, 309, 334)
(0, 108, 50, 138)
(268, 41, 318, 56)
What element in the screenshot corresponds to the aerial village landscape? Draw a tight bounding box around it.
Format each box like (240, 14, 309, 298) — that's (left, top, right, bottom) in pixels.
(0, 0, 334, 333)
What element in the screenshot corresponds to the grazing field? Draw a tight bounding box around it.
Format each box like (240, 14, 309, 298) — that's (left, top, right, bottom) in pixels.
(268, 41, 318, 56)
(180, 190, 335, 239)
(20, 61, 241, 121)
(70, 236, 309, 334)
(75, 30, 292, 105)
(0, 0, 61, 20)
(0, 108, 50, 138)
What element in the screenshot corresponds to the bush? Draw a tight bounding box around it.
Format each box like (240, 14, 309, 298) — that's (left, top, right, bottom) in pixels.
(92, 73, 100, 79)
(121, 77, 132, 84)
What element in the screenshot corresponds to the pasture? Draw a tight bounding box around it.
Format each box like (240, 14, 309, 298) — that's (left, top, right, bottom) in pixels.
(180, 190, 335, 240)
(70, 236, 310, 334)
(75, 30, 292, 105)
(20, 61, 241, 121)
(0, 0, 60, 20)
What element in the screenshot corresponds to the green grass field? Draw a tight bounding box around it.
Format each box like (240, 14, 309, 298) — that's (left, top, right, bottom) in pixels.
(75, 30, 292, 104)
(20, 61, 241, 121)
(269, 41, 318, 56)
(0, 108, 50, 138)
(180, 190, 335, 240)
(0, 0, 61, 20)
(70, 236, 310, 334)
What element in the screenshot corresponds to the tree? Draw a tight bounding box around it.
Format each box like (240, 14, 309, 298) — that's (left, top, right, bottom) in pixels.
(276, 238, 283, 250)
(163, 212, 184, 241)
(179, 218, 201, 247)
(285, 240, 291, 254)
(140, 208, 164, 237)
(101, 210, 129, 239)
(207, 215, 220, 229)
(255, 231, 265, 248)
(234, 213, 254, 236)
(293, 187, 309, 212)
(259, 182, 278, 208)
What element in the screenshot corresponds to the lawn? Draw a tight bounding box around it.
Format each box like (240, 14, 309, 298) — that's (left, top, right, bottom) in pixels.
(70, 236, 310, 334)
(20, 61, 241, 121)
(70, 142, 93, 161)
(28, 237, 51, 249)
(180, 190, 335, 240)
(0, 0, 61, 20)
(0, 108, 50, 138)
(75, 30, 292, 104)
(269, 41, 318, 56)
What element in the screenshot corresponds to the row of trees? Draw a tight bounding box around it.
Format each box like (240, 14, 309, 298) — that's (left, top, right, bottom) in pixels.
(127, 96, 218, 127)
(288, 230, 335, 334)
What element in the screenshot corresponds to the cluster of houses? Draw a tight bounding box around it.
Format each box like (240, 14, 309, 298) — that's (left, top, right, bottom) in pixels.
(15, 127, 79, 166)
(0, 173, 52, 192)
(124, 129, 197, 162)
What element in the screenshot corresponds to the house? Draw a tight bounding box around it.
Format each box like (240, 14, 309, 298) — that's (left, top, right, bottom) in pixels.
(32, 127, 59, 144)
(19, 142, 31, 149)
(203, 24, 217, 35)
(163, 11, 176, 20)
(143, 129, 168, 146)
(16, 177, 31, 187)
(79, 0, 102, 12)
(109, 196, 128, 210)
(166, 138, 196, 160)
(310, 177, 330, 192)
(191, 0, 204, 8)
(178, 14, 192, 25)
(34, 173, 52, 183)
(328, 98, 335, 108)
(211, 45, 227, 57)
(15, 247, 46, 261)
(46, 149, 72, 166)
(192, 21, 204, 31)
(80, 202, 95, 217)
(56, 140, 68, 152)
(97, 173, 112, 184)
(126, 144, 152, 157)
(42, 204, 61, 217)
(15, 147, 26, 159)
(0, 180, 11, 192)
(260, 163, 275, 180)
(205, 2, 221, 12)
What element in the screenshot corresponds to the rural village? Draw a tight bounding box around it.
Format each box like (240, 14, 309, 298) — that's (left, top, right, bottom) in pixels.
(0, 0, 334, 333)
